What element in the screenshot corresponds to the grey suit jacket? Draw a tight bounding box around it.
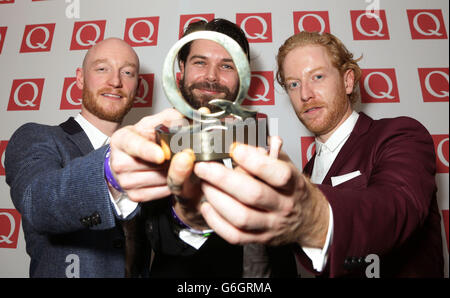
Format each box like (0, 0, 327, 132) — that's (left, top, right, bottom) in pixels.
(5, 117, 132, 277)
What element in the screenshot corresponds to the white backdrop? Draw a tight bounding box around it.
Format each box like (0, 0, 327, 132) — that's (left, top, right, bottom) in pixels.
(0, 0, 448, 278)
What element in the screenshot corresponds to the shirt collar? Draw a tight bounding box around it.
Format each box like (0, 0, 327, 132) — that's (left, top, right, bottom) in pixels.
(315, 111, 359, 154)
(74, 113, 109, 150)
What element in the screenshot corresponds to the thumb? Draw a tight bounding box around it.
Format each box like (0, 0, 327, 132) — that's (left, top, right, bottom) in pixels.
(167, 149, 196, 195)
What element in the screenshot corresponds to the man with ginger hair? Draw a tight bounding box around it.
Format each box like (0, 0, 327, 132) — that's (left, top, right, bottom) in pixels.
(182, 31, 444, 277)
(99, 28, 443, 277)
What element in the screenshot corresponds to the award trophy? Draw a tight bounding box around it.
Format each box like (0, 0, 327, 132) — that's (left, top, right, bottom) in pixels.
(157, 31, 267, 161)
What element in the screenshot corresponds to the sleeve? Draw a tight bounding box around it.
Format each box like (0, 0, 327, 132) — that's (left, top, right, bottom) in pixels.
(5, 123, 119, 234)
(318, 118, 437, 277)
(302, 203, 333, 272)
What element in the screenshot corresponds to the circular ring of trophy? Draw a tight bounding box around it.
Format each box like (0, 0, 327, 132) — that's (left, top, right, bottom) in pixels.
(157, 31, 264, 161)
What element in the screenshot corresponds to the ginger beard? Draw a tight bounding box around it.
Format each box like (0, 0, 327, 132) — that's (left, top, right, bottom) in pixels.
(179, 78, 238, 113)
(297, 79, 350, 137)
(82, 86, 135, 123)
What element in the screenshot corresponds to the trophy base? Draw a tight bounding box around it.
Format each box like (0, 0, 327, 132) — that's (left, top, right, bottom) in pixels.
(156, 116, 267, 161)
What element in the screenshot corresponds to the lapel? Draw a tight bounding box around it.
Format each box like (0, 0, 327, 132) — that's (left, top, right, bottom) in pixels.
(321, 112, 373, 185)
(59, 117, 94, 155)
(303, 112, 373, 185)
(303, 154, 315, 176)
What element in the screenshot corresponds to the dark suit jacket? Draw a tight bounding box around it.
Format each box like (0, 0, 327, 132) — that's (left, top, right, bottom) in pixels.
(297, 112, 444, 277)
(5, 117, 135, 277)
(140, 197, 298, 278)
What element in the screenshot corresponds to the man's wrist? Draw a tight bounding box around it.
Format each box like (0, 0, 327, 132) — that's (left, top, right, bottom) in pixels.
(172, 195, 211, 232)
(298, 175, 330, 248)
(171, 196, 213, 237)
(104, 147, 124, 193)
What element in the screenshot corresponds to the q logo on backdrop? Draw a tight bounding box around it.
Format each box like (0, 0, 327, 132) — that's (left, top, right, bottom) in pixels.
(242, 71, 275, 106)
(407, 9, 448, 40)
(178, 14, 215, 39)
(350, 10, 390, 40)
(360, 69, 400, 103)
(236, 13, 272, 43)
(124, 17, 159, 47)
(0, 209, 21, 249)
(418, 68, 449, 102)
(70, 20, 106, 50)
(0, 140, 7, 176)
(293, 11, 330, 34)
(432, 134, 449, 174)
(7, 78, 44, 111)
(133, 74, 154, 108)
(60, 77, 82, 110)
(20, 23, 55, 53)
(0, 26, 7, 55)
(301, 136, 316, 168)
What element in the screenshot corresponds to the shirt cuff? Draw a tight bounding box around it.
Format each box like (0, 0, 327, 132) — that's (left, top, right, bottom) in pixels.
(301, 203, 334, 272)
(108, 190, 139, 219)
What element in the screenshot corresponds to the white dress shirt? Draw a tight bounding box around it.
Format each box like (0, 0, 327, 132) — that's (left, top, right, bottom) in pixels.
(302, 111, 359, 272)
(75, 113, 204, 249)
(74, 114, 138, 219)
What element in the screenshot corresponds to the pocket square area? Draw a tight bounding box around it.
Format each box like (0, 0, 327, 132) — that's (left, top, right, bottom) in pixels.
(331, 170, 362, 187)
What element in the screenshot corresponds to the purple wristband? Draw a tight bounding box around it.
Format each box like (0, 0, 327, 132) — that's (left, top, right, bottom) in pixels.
(170, 203, 213, 237)
(104, 147, 124, 192)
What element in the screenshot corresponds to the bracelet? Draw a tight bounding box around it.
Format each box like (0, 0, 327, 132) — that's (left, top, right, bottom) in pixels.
(170, 203, 213, 237)
(104, 147, 124, 192)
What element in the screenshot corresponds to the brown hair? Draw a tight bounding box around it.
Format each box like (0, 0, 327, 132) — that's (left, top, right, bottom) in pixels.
(276, 31, 362, 105)
(178, 18, 250, 66)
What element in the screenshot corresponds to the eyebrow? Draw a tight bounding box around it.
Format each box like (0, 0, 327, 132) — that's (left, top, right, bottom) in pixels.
(189, 55, 234, 63)
(91, 59, 108, 66)
(91, 59, 137, 68)
(285, 66, 326, 81)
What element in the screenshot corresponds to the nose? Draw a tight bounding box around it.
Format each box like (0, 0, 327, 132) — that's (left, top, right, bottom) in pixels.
(205, 65, 218, 82)
(107, 70, 122, 88)
(300, 81, 313, 102)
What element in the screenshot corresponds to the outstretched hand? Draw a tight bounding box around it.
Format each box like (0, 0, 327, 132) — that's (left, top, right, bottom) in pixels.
(194, 142, 330, 248)
(108, 108, 184, 202)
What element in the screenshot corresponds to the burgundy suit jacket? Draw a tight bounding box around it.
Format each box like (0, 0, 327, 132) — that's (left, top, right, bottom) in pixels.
(298, 112, 444, 277)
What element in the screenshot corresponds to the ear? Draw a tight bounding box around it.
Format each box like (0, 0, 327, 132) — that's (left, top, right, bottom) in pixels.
(179, 61, 185, 80)
(343, 69, 355, 95)
(134, 76, 141, 97)
(76, 67, 84, 90)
